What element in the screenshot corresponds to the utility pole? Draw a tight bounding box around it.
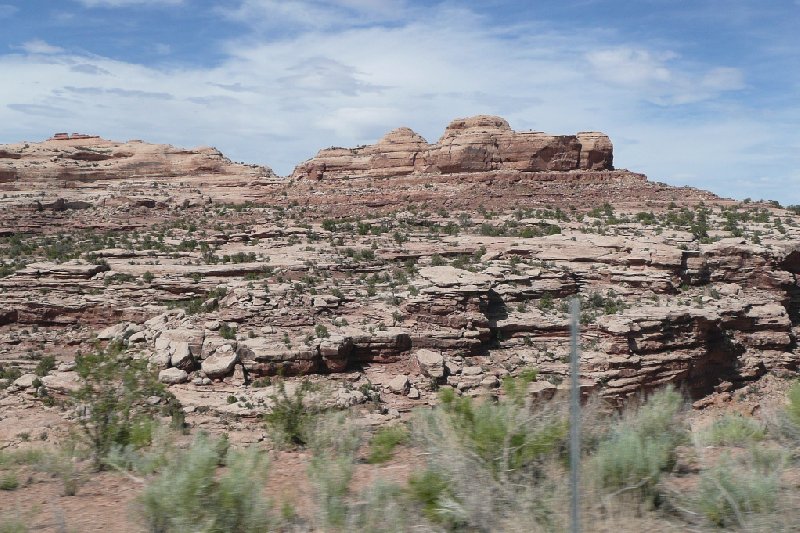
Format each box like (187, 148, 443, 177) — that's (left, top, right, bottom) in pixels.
(569, 297, 581, 533)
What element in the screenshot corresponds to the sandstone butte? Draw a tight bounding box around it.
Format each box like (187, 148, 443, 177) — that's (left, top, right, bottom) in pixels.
(0, 114, 798, 429)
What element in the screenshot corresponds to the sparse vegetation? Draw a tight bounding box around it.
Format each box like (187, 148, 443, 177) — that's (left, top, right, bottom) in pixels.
(367, 424, 408, 464)
(589, 387, 686, 502)
(71, 344, 184, 470)
(264, 380, 319, 448)
(139, 434, 272, 532)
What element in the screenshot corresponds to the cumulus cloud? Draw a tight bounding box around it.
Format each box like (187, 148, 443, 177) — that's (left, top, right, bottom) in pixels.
(19, 40, 64, 55)
(0, 1, 796, 203)
(586, 47, 745, 104)
(224, 0, 411, 30)
(75, 0, 183, 7)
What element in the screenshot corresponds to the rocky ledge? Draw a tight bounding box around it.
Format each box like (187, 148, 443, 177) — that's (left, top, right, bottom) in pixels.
(0, 116, 798, 419)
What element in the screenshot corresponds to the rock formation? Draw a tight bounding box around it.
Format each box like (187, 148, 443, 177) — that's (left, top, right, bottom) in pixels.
(291, 115, 613, 180)
(0, 116, 797, 426)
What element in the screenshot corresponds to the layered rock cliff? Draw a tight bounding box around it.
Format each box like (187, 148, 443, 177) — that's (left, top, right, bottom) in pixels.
(0, 135, 272, 184)
(0, 116, 797, 416)
(291, 115, 613, 180)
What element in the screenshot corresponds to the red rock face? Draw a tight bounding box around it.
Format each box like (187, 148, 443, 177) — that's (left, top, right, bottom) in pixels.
(291, 115, 613, 180)
(0, 115, 797, 410)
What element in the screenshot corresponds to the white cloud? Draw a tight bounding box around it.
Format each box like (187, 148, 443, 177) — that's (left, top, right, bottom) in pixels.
(586, 47, 744, 104)
(0, 2, 796, 203)
(223, 0, 411, 30)
(76, 0, 183, 7)
(19, 40, 64, 55)
(700, 67, 745, 91)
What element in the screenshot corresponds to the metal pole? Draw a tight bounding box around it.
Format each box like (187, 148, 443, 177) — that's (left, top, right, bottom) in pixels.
(569, 297, 581, 533)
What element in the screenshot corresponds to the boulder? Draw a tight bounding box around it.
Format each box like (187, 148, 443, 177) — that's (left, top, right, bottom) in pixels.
(169, 341, 195, 371)
(201, 345, 239, 380)
(386, 374, 410, 394)
(415, 349, 445, 379)
(158, 367, 188, 385)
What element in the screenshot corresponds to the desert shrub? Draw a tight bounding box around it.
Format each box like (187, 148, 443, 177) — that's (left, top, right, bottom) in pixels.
(0, 471, 19, 490)
(367, 424, 408, 464)
(34, 355, 56, 377)
(700, 413, 765, 446)
(788, 381, 800, 427)
(219, 323, 237, 340)
(71, 347, 184, 470)
(264, 380, 319, 448)
(430, 254, 445, 266)
(501, 367, 539, 404)
(347, 479, 409, 532)
(408, 469, 453, 523)
(0, 513, 29, 533)
(306, 413, 361, 530)
(694, 449, 783, 528)
(408, 386, 569, 530)
(433, 387, 567, 477)
(308, 453, 352, 529)
(139, 434, 271, 533)
(0, 365, 22, 388)
(0, 449, 46, 469)
(589, 387, 686, 503)
(104, 423, 177, 477)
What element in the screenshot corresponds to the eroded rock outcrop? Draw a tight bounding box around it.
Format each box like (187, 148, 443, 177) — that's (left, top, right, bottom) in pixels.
(291, 115, 613, 180)
(0, 117, 797, 414)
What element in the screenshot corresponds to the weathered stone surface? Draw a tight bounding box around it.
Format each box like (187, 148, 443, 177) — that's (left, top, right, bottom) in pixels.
(527, 381, 558, 402)
(201, 345, 239, 380)
(0, 117, 797, 417)
(158, 367, 188, 385)
(386, 374, 410, 394)
(415, 349, 445, 379)
(291, 115, 612, 180)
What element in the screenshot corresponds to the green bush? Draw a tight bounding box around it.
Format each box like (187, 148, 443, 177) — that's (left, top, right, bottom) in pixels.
(308, 454, 352, 529)
(787, 381, 800, 426)
(0, 472, 19, 491)
(219, 323, 237, 340)
(700, 413, 765, 446)
(408, 469, 453, 523)
(314, 324, 329, 339)
(34, 355, 56, 377)
(104, 423, 177, 477)
(501, 367, 539, 405)
(407, 386, 570, 530)
(71, 347, 184, 470)
(264, 380, 318, 448)
(589, 387, 686, 502)
(139, 435, 271, 532)
(348, 480, 409, 533)
(367, 425, 408, 464)
(0, 449, 46, 469)
(695, 451, 781, 527)
(306, 413, 361, 530)
(0, 513, 29, 533)
(434, 388, 567, 476)
(0, 365, 22, 389)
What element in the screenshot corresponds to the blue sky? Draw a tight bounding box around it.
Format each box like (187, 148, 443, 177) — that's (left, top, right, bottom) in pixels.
(1, 0, 798, 203)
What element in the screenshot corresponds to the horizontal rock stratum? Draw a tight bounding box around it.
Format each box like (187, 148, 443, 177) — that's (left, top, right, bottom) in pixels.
(0, 135, 273, 184)
(291, 115, 613, 180)
(0, 115, 797, 415)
